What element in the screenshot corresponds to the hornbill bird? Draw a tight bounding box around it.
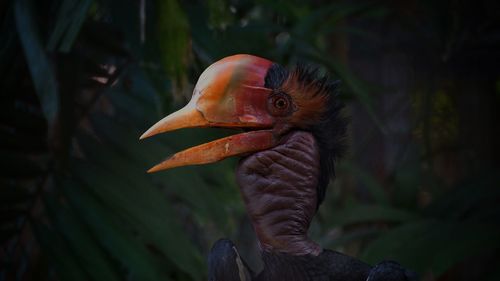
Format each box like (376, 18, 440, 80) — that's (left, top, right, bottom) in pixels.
(140, 54, 416, 281)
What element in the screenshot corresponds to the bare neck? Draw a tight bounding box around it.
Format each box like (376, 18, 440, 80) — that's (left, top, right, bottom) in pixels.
(236, 131, 322, 256)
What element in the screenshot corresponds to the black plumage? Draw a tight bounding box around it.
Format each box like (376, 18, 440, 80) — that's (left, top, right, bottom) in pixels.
(209, 239, 416, 281)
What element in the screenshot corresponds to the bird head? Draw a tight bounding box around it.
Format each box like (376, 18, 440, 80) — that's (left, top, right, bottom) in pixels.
(140, 54, 346, 205)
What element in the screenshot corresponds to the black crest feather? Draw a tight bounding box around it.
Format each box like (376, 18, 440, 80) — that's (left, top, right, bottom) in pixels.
(265, 63, 348, 206)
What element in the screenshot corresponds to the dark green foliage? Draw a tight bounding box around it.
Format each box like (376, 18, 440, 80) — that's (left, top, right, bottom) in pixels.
(14, 0, 59, 123)
(1, 0, 499, 280)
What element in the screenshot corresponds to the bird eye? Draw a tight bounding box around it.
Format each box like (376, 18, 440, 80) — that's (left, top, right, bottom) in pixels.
(274, 97, 287, 108)
(268, 92, 293, 117)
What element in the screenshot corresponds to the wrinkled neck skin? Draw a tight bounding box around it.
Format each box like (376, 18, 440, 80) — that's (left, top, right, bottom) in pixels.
(236, 131, 322, 256)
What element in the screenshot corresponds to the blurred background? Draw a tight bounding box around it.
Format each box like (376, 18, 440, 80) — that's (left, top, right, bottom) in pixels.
(1, 0, 500, 280)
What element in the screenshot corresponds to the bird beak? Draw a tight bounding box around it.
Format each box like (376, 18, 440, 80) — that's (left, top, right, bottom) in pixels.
(140, 54, 279, 172)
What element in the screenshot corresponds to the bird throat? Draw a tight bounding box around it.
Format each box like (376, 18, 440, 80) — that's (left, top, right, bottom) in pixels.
(236, 131, 322, 256)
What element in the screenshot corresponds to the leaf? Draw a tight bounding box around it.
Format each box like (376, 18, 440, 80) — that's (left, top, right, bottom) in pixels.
(361, 219, 500, 276)
(70, 156, 204, 279)
(86, 112, 235, 228)
(47, 0, 93, 52)
(423, 174, 500, 222)
(105, 65, 160, 125)
(304, 52, 387, 134)
(157, 0, 191, 97)
(206, 0, 233, 29)
(33, 222, 90, 281)
(392, 155, 422, 210)
(14, 0, 59, 124)
(43, 194, 122, 281)
(259, 0, 310, 20)
(339, 162, 389, 205)
(78, 21, 131, 59)
(328, 204, 420, 227)
(322, 227, 383, 249)
(289, 2, 377, 38)
(59, 177, 173, 281)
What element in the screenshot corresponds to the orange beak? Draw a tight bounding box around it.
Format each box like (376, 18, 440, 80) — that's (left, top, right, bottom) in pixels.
(140, 54, 279, 172)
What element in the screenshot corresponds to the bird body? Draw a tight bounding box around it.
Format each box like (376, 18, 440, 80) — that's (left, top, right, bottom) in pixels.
(209, 239, 373, 281)
(141, 54, 416, 281)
